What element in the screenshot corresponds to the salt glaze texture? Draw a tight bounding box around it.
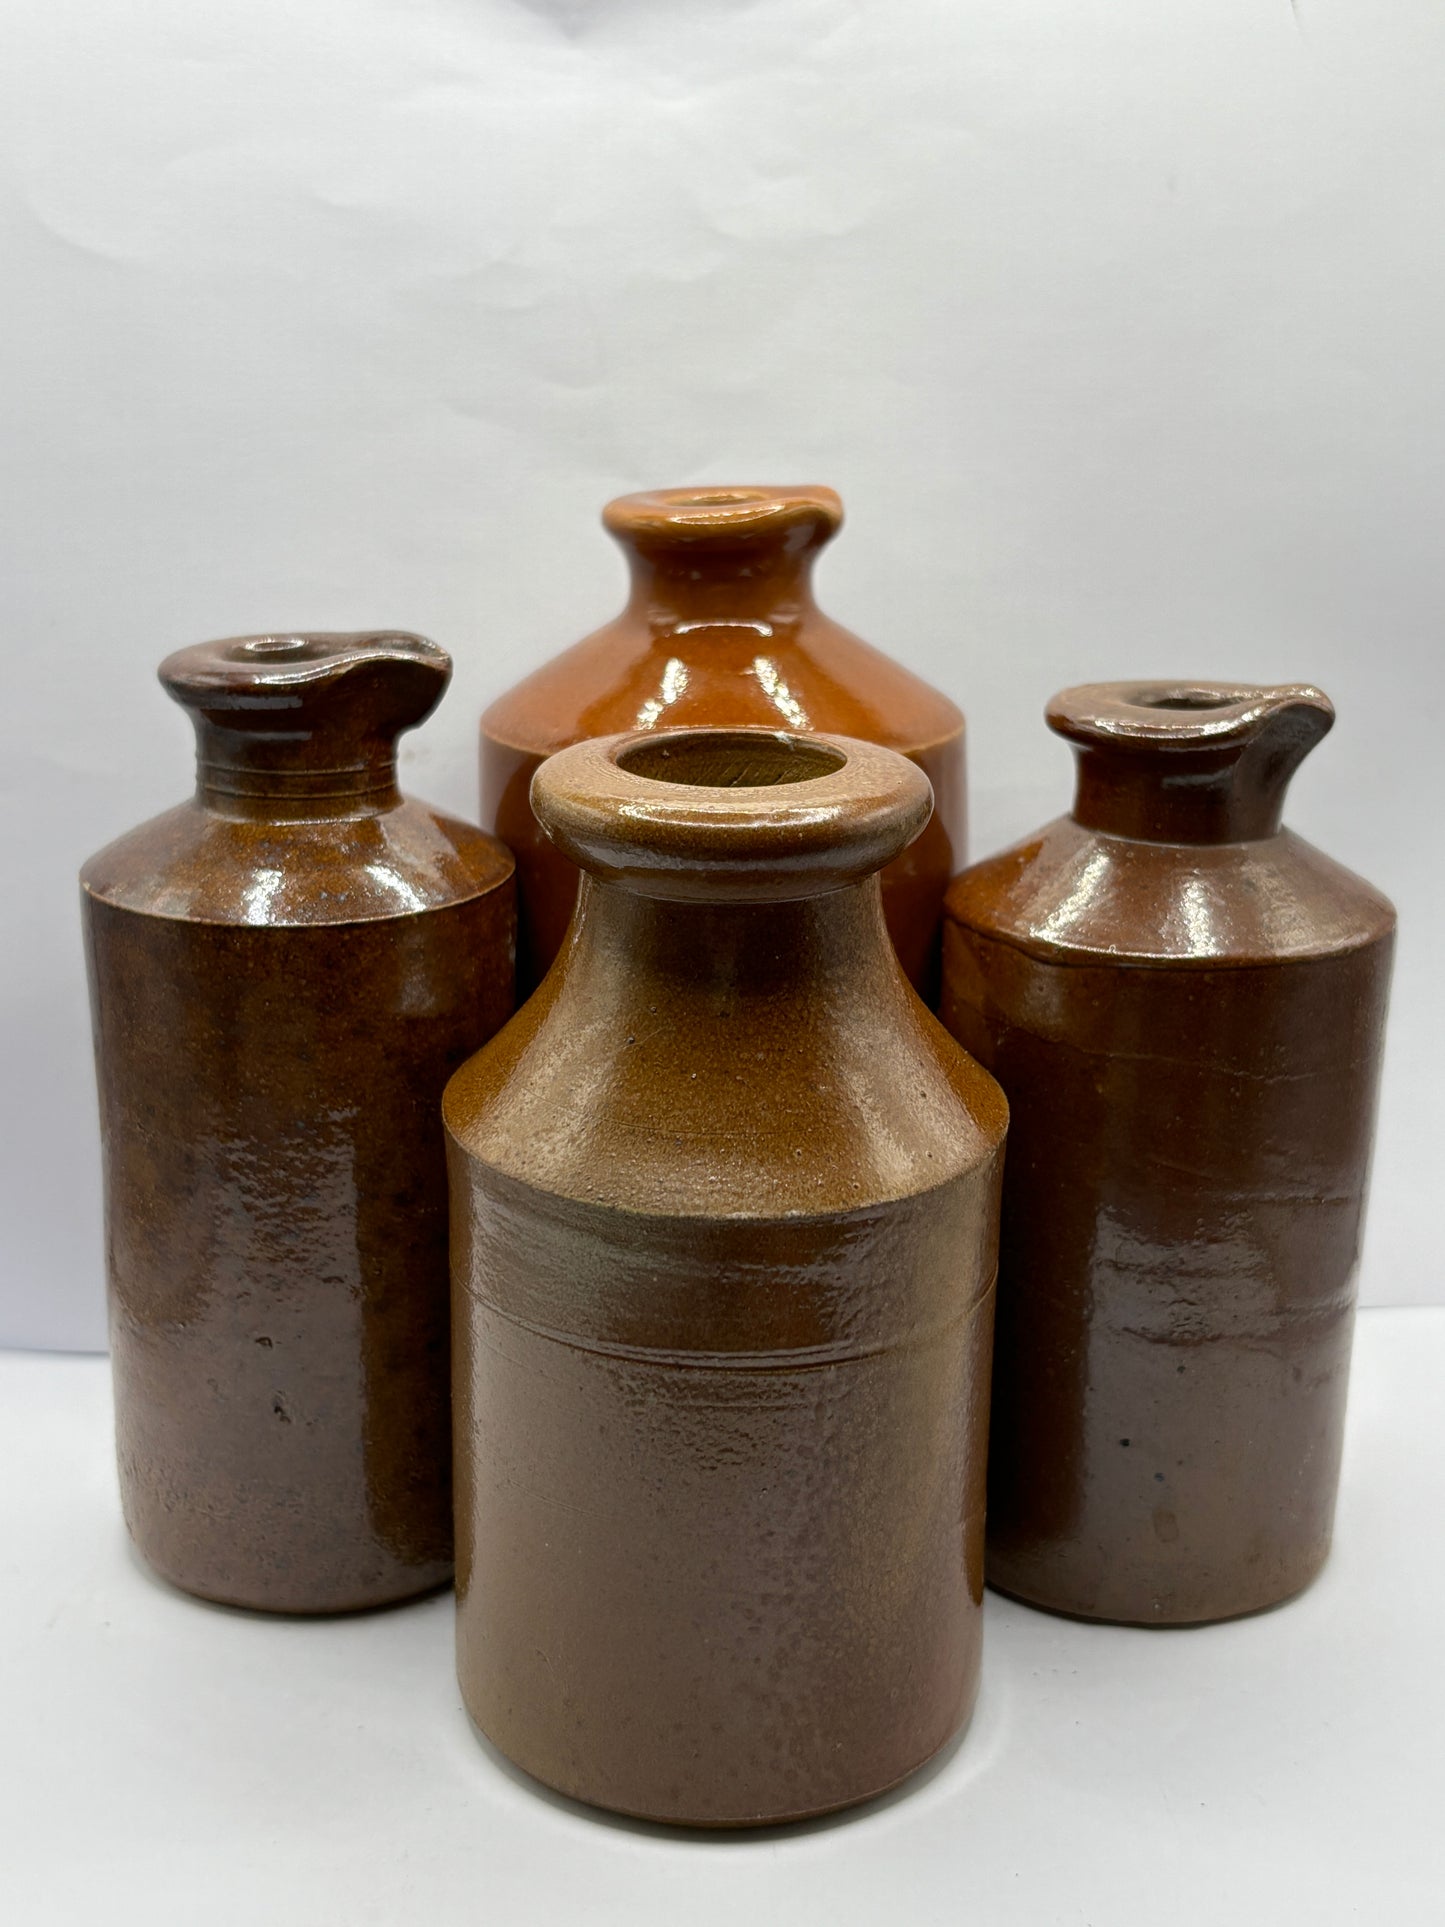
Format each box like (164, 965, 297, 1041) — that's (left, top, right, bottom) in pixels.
(480, 486, 965, 999)
(82, 633, 515, 1613)
(446, 726, 1006, 1825)
(941, 682, 1395, 1625)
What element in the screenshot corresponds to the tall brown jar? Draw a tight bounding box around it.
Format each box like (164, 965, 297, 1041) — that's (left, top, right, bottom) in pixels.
(941, 681, 1395, 1626)
(480, 486, 966, 998)
(446, 726, 1007, 1825)
(82, 632, 515, 1613)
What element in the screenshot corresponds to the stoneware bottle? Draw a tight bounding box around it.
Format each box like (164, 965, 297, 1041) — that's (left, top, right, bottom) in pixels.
(446, 725, 1007, 1825)
(480, 486, 966, 998)
(941, 681, 1395, 1625)
(82, 632, 515, 1613)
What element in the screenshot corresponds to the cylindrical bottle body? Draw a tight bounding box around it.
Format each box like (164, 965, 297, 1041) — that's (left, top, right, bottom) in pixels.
(941, 917, 1394, 1624)
(450, 725, 1005, 1822)
(85, 886, 514, 1613)
(449, 1160, 997, 1825)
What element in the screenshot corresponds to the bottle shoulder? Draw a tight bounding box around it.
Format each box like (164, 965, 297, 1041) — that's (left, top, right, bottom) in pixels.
(81, 796, 514, 927)
(944, 816, 1396, 968)
(444, 965, 1006, 1221)
(481, 613, 964, 761)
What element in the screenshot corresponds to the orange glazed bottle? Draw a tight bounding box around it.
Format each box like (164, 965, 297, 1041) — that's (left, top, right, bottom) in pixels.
(480, 486, 966, 999)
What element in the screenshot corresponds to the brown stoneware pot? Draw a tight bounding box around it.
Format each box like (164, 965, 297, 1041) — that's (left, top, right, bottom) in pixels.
(82, 632, 515, 1613)
(480, 486, 966, 998)
(941, 681, 1395, 1626)
(446, 725, 1006, 1825)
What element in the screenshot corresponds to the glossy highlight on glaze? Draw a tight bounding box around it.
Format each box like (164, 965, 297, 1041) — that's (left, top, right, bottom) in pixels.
(940, 681, 1395, 1625)
(82, 632, 516, 1613)
(446, 725, 1006, 1825)
(480, 486, 966, 997)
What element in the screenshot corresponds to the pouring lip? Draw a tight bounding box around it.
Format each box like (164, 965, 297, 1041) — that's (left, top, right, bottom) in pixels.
(603, 486, 844, 548)
(530, 723, 932, 903)
(159, 631, 449, 706)
(1047, 680, 1335, 753)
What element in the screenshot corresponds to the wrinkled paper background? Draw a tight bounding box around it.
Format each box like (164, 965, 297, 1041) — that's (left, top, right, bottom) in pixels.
(2, 0, 1441, 1345)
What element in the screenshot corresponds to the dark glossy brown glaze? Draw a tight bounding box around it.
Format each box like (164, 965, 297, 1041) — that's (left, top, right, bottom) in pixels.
(446, 727, 1006, 1825)
(82, 632, 515, 1613)
(480, 487, 966, 998)
(941, 682, 1395, 1625)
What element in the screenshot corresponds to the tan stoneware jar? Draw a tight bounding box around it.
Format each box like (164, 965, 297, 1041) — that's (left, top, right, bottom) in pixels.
(941, 681, 1395, 1626)
(446, 725, 1007, 1826)
(480, 485, 966, 999)
(81, 632, 515, 1613)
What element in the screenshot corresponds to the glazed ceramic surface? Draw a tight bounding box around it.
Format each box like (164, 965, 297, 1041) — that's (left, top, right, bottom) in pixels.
(480, 486, 966, 997)
(941, 682, 1395, 1625)
(82, 633, 515, 1613)
(446, 725, 1006, 1825)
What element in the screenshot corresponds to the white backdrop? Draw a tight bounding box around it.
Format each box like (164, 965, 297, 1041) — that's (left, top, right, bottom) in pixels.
(2, 0, 1440, 1349)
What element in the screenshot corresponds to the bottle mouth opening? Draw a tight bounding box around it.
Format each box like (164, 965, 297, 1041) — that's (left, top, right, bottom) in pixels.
(159, 631, 451, 743)
(228, 635, 327, 663)
(603, 485, 844, 548)
(531, 726, 931, 902)
(1132, 689, 1238, 712)
(670, 489, 775, 508)
(616, 730, 847, 789)
(1047, 680, 1335, 753)
(164, 630, 448, 692)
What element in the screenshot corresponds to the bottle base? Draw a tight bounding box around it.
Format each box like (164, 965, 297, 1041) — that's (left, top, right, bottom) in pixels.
(985, 1550, 1330, 1629)
(127, 1536, 454, 1618)
(461, 1697, 976, 1831)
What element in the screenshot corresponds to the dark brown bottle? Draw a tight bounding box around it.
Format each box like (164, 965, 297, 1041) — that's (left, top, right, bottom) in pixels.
(447, 726, 1006, 1824)
(480, 486, 966, 998)
(81, 632, 515, 1613)
(941, 681, 1395, 1625)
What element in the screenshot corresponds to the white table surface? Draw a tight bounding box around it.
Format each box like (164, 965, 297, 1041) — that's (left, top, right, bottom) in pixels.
(3, 1308, 1441, 1926)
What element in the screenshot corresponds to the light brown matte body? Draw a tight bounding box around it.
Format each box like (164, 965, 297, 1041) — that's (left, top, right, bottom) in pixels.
(82, 633, 515, 1613)
(940, 682, 1395, 1625)
(480, 487, 966, 997)
(446, 726, 1006, 1825)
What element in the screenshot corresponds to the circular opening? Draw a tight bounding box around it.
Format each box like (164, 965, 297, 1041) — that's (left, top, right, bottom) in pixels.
(232, 636, 318, 661)
(617, 731, 846, 789)
(673, 490, 767, 507)
(1136, 690, 1237, 712)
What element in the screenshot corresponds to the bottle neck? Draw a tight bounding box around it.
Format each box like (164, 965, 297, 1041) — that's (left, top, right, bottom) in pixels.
(160, 630, 449, 824)
(621, 543, 820, 631)
(1070, 745, 1289, 844)
(193, 721, 401, 822)
(1051, 682, 1335, 847)
(564, 869, 902, 1012)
